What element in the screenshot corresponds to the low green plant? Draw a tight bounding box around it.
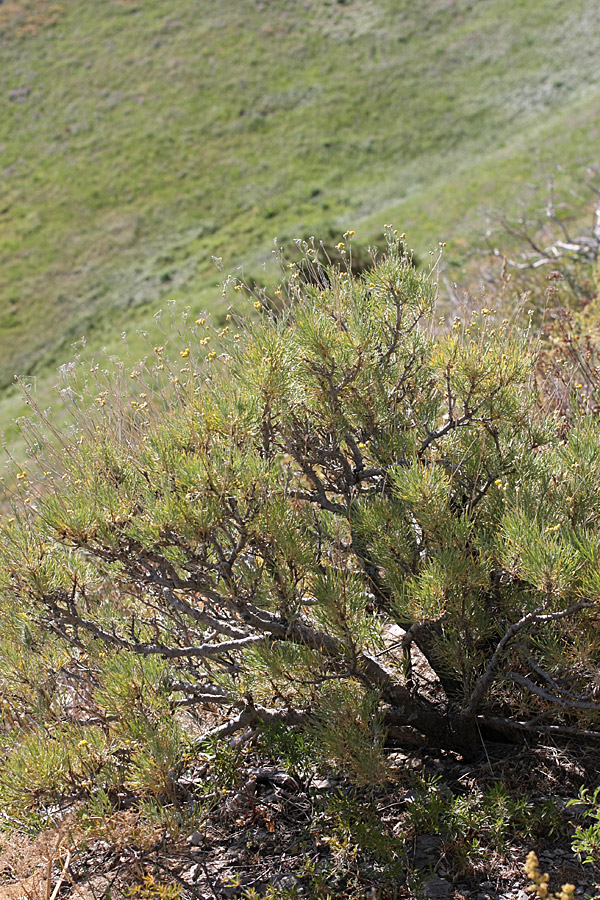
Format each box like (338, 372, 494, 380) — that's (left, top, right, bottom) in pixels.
(127, 873, 181, 900)
(404, 775, 561, 859)
(568, 785, 600, 865)
(0, 722, 110, 829)
(325, 793, 406, 878)
(0, 649, 191, 830)
(258, 721, 316, 785)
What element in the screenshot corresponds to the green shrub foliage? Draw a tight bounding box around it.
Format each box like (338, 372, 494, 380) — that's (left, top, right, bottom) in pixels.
(2, 232, 600, 787)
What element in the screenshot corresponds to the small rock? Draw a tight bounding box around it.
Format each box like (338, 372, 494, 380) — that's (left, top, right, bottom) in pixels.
(272, 874, 298, 890)
(422, 876, 452, 899)
(187, 830, 203, 846)
(413, 833, 443, 867)
(249, 766, 299, 791)
(564, 803, 588, 819)
(311, 777, 337, 789)
(185, 863, 201, 882)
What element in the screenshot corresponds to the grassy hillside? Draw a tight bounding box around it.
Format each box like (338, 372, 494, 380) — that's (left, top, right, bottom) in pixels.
(1, 0, 600, 440)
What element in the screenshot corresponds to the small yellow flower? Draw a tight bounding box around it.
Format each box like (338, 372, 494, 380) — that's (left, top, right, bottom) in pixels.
(180, 348, 190, 358)
(196, 318, 206, 326)
(207, 351, 217, 361)
(226, 314, 232, 321)
(16, 472, 27, 480)
(253, 301, 262, 310)
(234, 284, 242, 291)
(275, 289, 281, 296)
(336, 242, 345, 250)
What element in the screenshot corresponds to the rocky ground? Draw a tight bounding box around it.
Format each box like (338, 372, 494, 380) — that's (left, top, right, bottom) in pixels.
(1, 740, 599, 900)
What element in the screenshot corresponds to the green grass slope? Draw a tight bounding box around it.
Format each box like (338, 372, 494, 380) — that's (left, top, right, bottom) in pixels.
(1, 0, 599, 438)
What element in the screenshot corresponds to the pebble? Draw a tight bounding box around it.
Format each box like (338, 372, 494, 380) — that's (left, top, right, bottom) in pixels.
(413, 833, 443, 867)
(186, 863, 201, 882)
(422, 876, 452, 899)
(272, 873, 299, 890)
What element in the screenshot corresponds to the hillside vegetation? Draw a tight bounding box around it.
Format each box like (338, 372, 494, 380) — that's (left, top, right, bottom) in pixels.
(1, 0, 600, 439)
(2, 3, 600, 897)
(2, 237, 600, 899)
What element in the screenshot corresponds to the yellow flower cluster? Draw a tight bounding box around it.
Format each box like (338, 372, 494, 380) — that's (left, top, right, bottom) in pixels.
(524, 851, 574, 900)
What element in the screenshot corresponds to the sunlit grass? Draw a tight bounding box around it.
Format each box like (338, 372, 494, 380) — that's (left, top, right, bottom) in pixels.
(1, 0, 599, 447)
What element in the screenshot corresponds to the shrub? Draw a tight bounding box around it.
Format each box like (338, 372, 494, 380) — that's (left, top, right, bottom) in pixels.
(2, 230, 600, 801)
